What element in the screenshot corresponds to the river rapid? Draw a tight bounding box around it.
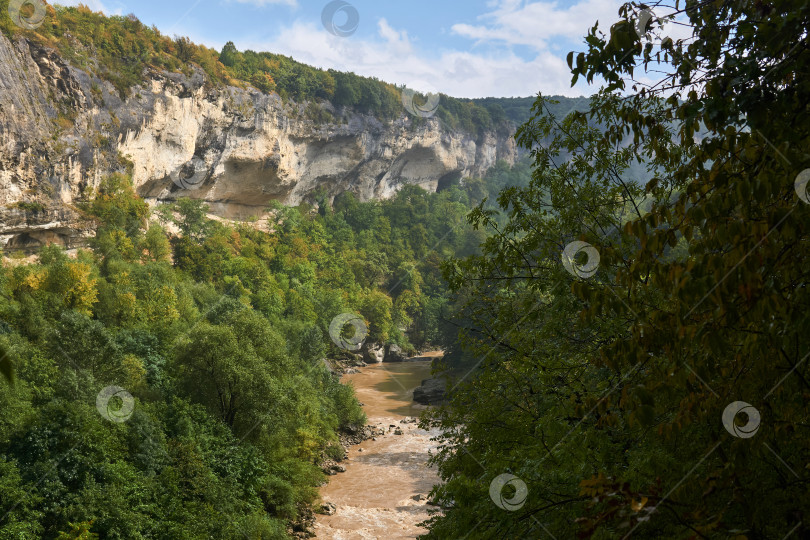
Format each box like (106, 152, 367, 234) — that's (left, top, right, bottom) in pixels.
(314, 355, 442, 539)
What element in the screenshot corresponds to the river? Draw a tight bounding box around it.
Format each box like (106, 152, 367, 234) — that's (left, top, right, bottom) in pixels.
(314, 356, 442, 539)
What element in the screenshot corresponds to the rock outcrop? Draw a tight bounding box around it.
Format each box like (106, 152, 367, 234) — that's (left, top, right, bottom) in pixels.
(383, 344, 408, 363)
(413, 377, 446, 405)
(316, 502, 336, 516)
(0, 33, 518, 248)
(361, 342, 385, 363)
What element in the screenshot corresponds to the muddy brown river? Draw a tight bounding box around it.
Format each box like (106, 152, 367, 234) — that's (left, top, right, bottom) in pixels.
(314, 356, 442, 539)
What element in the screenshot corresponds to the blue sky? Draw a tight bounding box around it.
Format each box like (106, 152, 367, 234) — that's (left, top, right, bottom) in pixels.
(59, 0, 631, 98)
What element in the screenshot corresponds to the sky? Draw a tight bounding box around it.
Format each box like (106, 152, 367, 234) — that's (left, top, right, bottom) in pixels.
(57, 0, 633, 99)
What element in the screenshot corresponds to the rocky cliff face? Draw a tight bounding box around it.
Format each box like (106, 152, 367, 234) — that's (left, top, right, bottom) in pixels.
(0, 33, 517, 249)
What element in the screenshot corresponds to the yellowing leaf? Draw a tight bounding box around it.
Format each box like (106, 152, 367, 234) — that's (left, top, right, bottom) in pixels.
(631, 497, 648, 512)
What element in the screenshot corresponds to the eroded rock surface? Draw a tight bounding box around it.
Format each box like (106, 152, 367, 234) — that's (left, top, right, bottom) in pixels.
(0, 33, 517, 247)
(383, 344, 407, 363)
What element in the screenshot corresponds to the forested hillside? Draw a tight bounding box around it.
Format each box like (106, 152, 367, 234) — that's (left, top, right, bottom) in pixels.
(0, 154, 529, 537)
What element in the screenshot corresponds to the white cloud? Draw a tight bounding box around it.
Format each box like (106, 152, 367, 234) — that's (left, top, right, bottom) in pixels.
(451, 0, 620, 51)
(243, 12, 588, 98)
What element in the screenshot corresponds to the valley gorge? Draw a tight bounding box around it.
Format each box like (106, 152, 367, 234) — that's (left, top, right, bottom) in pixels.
(0, 1, 804, 538)
(0, 12, 529, 537)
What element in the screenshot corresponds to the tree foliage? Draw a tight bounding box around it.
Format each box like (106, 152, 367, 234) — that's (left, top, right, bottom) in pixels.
(424, 1, 810, 538)
(0, 155, 523, 536)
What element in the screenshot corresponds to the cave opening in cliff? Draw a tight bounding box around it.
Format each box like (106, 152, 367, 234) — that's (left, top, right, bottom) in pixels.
(436, 171, 462, 192)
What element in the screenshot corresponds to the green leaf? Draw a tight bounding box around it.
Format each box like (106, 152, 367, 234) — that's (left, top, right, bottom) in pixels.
(0, 350, 14, 385)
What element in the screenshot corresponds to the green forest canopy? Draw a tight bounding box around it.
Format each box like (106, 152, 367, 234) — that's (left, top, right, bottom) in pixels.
(0, 153, 529, 537)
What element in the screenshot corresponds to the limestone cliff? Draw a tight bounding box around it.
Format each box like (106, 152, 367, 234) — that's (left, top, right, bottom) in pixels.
(0, 33, 517, 250)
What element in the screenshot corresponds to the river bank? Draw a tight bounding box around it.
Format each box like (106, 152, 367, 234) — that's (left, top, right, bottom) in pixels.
(314, 356, 442, 539)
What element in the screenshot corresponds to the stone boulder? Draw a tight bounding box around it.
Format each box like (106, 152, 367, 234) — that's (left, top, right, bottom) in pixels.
(383, 344, 408, 363)
(344, 353, 365, 367)
(413, 377, 446, 405)
(316, 502, 336, 515)
(362, 342, 385, 363)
